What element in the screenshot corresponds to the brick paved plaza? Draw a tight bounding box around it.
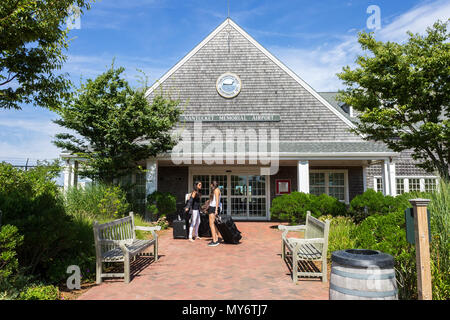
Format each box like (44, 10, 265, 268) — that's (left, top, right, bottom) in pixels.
(78, 222, 329, 300)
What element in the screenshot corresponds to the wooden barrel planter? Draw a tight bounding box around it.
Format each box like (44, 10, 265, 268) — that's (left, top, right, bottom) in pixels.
(330, 249, 398, 300)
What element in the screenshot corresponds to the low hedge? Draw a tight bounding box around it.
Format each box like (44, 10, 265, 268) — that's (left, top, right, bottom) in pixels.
(270, 192, 346, 223)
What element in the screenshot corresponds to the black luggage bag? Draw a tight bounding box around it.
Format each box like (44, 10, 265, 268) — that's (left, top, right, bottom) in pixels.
(215, 215, 242, 244)
(173, 212, 189, 239)
(198, 212, 212, 237)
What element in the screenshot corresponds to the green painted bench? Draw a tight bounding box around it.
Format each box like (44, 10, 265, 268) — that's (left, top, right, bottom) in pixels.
(93, 212, 161, 284)
(278, 212, 330, 284)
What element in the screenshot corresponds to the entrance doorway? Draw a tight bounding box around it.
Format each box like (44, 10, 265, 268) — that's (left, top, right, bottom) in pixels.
(189, 167, 269, 220)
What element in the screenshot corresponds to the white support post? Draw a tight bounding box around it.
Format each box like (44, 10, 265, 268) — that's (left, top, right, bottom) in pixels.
(382, 159, 390, 196)
(420, 178, 426, 193)
(297, 160, 310, 193)
(382, 158, 396, 196)
(362, 165, 368, 192)
(404, 178, 410, 193)
(73, 160, 79, 189)
(63, 159, 73, 191)
(146, 159, 158, 198)
(389, 160, 396, 197)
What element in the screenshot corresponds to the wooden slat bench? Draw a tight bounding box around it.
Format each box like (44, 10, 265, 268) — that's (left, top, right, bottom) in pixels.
(93, 212, 161, 284)
(278, 212, 330, 284)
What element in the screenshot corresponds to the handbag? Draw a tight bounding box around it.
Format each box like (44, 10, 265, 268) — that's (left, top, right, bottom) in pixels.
(183, 193, 193, 221)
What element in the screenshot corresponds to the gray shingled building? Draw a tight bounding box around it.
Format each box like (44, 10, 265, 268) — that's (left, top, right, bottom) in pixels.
(62, 19, 439, 220)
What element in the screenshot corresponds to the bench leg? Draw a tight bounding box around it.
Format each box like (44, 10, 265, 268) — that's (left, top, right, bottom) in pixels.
(124, 254, 131, 284)
(292, 252, 298, 284)
(322, 258, 327, 283)
(154, 241, 158, 262)
(281, 240, 285, 260)
(96, 259, 102, 284)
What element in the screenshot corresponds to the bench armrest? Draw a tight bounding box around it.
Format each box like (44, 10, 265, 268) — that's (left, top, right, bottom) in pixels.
(135, 226, 161, 232)
(279, 225, 306, 238)
(135, 226, 161, 238)
(99, 239, 129, 246)
(278, 225, 306, 231)
(288, 238, 324, 245)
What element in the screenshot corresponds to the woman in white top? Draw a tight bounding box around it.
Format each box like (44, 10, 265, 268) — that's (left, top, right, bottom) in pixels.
(207, 181, 221, 247)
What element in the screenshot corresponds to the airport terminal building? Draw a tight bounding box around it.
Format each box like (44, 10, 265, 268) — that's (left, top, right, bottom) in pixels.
(62, 19, 439, 220)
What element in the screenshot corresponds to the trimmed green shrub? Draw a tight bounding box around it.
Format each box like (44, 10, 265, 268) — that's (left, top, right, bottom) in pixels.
(147, 191, 176, 219)
(271, 192, 347, 223)
(0, 224, 24, 279)
(19, 285, 59, 300)
(271, 192, 313, 223)
(349, 189, 410, 223)
(312, 194, 347, 217)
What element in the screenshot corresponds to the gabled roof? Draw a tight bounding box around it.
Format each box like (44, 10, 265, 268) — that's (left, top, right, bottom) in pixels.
(145, 18, 358, 132)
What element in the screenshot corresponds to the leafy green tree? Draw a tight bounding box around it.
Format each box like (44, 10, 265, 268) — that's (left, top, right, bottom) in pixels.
(53, 65, 182, 183)
(337, 20, 450, 181)
(0, 0, 92, 110)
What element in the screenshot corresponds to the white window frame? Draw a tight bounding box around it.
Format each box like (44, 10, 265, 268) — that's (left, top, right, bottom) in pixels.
(373, 177, 384, 194)
(375, 176, 439, 194)
(310, 169, 349, 204)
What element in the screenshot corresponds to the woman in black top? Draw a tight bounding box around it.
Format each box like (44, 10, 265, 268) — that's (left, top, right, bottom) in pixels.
(185, 181, 202, 242)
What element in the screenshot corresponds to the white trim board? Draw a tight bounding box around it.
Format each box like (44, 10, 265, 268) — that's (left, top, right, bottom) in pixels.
(144, 18, 359, 133)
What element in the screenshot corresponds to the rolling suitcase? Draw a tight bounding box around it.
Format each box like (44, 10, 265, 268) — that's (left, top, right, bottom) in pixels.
(198, 212, 212, 237)
(215, 215, 242, 244)
(173, 213, 189, 239)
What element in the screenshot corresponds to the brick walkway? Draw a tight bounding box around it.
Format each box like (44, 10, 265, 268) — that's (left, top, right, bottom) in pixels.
(78, 222, 329, 300)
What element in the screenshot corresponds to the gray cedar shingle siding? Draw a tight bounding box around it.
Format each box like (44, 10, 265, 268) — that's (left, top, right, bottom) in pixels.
(148, 23, 364, 143)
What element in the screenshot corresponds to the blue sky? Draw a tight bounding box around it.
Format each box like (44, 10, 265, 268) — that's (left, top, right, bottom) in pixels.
(1, 0, 449, 167)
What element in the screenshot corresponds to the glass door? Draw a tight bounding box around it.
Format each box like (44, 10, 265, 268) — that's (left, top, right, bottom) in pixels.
(248, 175, 266, 218)
(192, 171, 268, 220)
(231, 175, 247, 218)
(192, 175, 227, 213)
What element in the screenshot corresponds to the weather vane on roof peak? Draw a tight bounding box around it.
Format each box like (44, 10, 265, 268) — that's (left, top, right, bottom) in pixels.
(227, 0, 230, 19)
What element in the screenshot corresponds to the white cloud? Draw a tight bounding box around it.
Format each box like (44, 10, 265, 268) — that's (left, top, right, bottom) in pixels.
(0, 116, 64, 161)
(378, 0, 450, 42)
(63, 54, 168, 87)
(270, 0, 450, 92)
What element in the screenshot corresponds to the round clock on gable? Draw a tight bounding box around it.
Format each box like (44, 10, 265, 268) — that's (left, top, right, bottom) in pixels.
(216, 73, 241, 99)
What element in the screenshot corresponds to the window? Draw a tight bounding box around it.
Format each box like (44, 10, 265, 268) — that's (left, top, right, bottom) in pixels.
(393, 177, 439, 193)
(396, 178, 405, 195)
(409, 178, 421, 192)
(328, 173, 345, 201)
(310, 173, 326, 196)
(375, 177, 383, 193)
(309, 170, 347, 202)
(424, 178, 437, 192)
